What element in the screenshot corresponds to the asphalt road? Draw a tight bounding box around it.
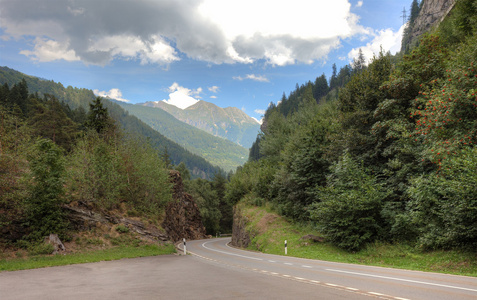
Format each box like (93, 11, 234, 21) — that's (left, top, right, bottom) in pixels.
(181, 238, 477, 300)
(1, 238, 476, 299)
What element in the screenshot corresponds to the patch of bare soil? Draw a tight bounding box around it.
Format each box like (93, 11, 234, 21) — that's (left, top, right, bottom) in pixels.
(256, 213, 278, 234)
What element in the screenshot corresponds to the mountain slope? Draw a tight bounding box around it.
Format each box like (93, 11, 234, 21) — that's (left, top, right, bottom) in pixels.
(0, 66, 221, 179)
(143, 100, 260, 148)
(115, 101, 248, 171)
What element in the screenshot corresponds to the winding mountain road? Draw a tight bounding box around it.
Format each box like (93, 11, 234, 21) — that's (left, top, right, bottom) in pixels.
(1, 237, 476, 299)
(181, 238, 477, 300)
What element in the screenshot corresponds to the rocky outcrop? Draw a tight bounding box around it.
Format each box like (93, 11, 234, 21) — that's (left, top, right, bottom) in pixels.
(45, 234, 66, 254)
(64, 201, 169, 242)
(231, 206, 251, 248)
(408, 0, 456, 46)
(161, 170, 207, 242)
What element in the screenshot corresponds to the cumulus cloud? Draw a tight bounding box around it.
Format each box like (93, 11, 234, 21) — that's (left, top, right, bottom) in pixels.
(233, 74, 270, 82)
(0, 0, 367, 66)
(254, 109, 266, 115)
(162, 82, 201, 109)
(251, 117, 263, 124)
(94, 88, 130, 102)
(348, 24, 405, 65)
(20, 37, 79, 62)
(208, 86, 219, 93)
(356, 1, 363, 8)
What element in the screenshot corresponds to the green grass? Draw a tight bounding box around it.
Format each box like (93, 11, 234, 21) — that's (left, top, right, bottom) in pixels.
(0, 244, 176, 272)
(239, 202, 477, 277)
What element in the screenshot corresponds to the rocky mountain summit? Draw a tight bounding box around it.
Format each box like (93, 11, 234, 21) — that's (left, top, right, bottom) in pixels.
(143, 100, 260, 148)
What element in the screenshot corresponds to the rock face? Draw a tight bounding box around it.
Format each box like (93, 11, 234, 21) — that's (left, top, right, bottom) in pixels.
(231, 206, 251, 248)
(45, 234, 66, 254)
(161, 170, 207, 242)
(409, 0, 456, 44)
(64, 201, 169, 242)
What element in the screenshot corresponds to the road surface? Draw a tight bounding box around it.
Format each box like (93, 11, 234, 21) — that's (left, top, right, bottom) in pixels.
(1, 237, 476, 299)
(181, 238, 477, 300)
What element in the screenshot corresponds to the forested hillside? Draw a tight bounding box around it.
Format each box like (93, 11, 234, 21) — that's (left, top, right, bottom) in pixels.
(115, 101, 248, 172)
(0, 67, 222, 179)
(143, 100, 260, 148)
(226, 0, 477, 252)
(0, 84, 173, 248)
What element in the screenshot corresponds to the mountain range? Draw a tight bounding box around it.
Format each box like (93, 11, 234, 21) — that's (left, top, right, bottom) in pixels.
(142, 100, 260, 148)
(0, 66, 222, 178)
(115, 101, 249, 172)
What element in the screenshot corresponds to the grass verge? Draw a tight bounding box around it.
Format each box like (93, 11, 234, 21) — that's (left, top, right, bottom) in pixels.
(238, 202, 477, 277)
(0, 244, 176, 272)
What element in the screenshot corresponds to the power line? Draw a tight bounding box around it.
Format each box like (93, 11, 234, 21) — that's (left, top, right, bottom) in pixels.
(401, 7, 407, 25)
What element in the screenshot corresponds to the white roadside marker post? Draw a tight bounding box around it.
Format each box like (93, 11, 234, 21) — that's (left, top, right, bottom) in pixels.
(285, 240, 287, 255)
(183, 238, 186, 255)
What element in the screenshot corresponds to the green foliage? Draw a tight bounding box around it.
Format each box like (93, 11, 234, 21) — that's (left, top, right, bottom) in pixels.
(190, 178, 221, 234)
(25, 139, 68, 241)
(116, 102, 250, 172)
(116, 224, 130, 234)
(86, 97, 114, 134)
(27, 242, 55, 256)
(407, 147, 477, 250)
(66, 132, 171, 216)
(440, 0, 477, 46)
(0, 67, 223, 180)
(309, 153, 390, 251)
(270, 99, 336, 220)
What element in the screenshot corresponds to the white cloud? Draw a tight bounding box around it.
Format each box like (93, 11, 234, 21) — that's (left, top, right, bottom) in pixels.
(94, 88, 130, 102)
(254, 109, 266, 115)
(251, 117, 262, 125)
(210, 95, 217, 99)
(1, 0, 368, 66)
(356, 1, 363, 8)
(20, 38, 80, 62)
(233, 74, 270, 82)
(162, 83, 201, 109)
(348, 24, 405, 65)
(208, 86, 219, 93)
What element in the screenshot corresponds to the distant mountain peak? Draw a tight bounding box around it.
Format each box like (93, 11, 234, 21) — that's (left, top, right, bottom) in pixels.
(161, 90, 200, 109)
(141, 99, 260, 148)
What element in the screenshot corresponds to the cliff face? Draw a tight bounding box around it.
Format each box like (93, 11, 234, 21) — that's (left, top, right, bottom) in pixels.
(408, 0, 456, 46)
(161, 170, 208, 242)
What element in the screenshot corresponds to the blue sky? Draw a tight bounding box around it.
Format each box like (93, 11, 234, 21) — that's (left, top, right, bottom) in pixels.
(0, 0, 410, 122)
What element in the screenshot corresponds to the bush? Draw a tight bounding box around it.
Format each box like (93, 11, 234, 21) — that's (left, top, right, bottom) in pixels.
(407, 147, 477, 250)
(116, 224, 130, 234)
(309, 153, 390, 251)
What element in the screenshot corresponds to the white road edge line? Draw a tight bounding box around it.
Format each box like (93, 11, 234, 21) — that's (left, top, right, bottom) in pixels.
(326, 268, 477, 293)
(201, 241, 263, 261)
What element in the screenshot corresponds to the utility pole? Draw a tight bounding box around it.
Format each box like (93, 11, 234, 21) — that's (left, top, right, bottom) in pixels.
(401, 7, 407, 25)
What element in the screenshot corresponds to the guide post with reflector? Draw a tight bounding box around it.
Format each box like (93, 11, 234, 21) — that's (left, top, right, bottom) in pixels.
(285, 240, 287, 255)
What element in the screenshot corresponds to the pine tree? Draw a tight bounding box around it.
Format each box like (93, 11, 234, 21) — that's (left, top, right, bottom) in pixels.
(330, 63, 338, 89)
(86, 97, 111, 134)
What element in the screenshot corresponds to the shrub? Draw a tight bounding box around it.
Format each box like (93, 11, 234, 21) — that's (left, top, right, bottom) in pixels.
(309, 153, 390, 251)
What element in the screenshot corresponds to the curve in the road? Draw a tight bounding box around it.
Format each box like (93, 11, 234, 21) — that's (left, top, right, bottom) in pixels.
(179, 238, 477, 300)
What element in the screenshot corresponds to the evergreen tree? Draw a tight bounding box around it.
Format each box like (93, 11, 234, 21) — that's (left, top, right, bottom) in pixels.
(29, 95, 79, 151)
(26, 139, 68, 240)
(313, 73, 329, 102)
(86, 97, 112, 134)
(352, 49, 366, 74)
(330, 63, 338, 89)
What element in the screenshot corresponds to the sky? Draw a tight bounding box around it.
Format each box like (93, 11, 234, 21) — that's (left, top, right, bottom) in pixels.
(0, 0, 410, 122)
